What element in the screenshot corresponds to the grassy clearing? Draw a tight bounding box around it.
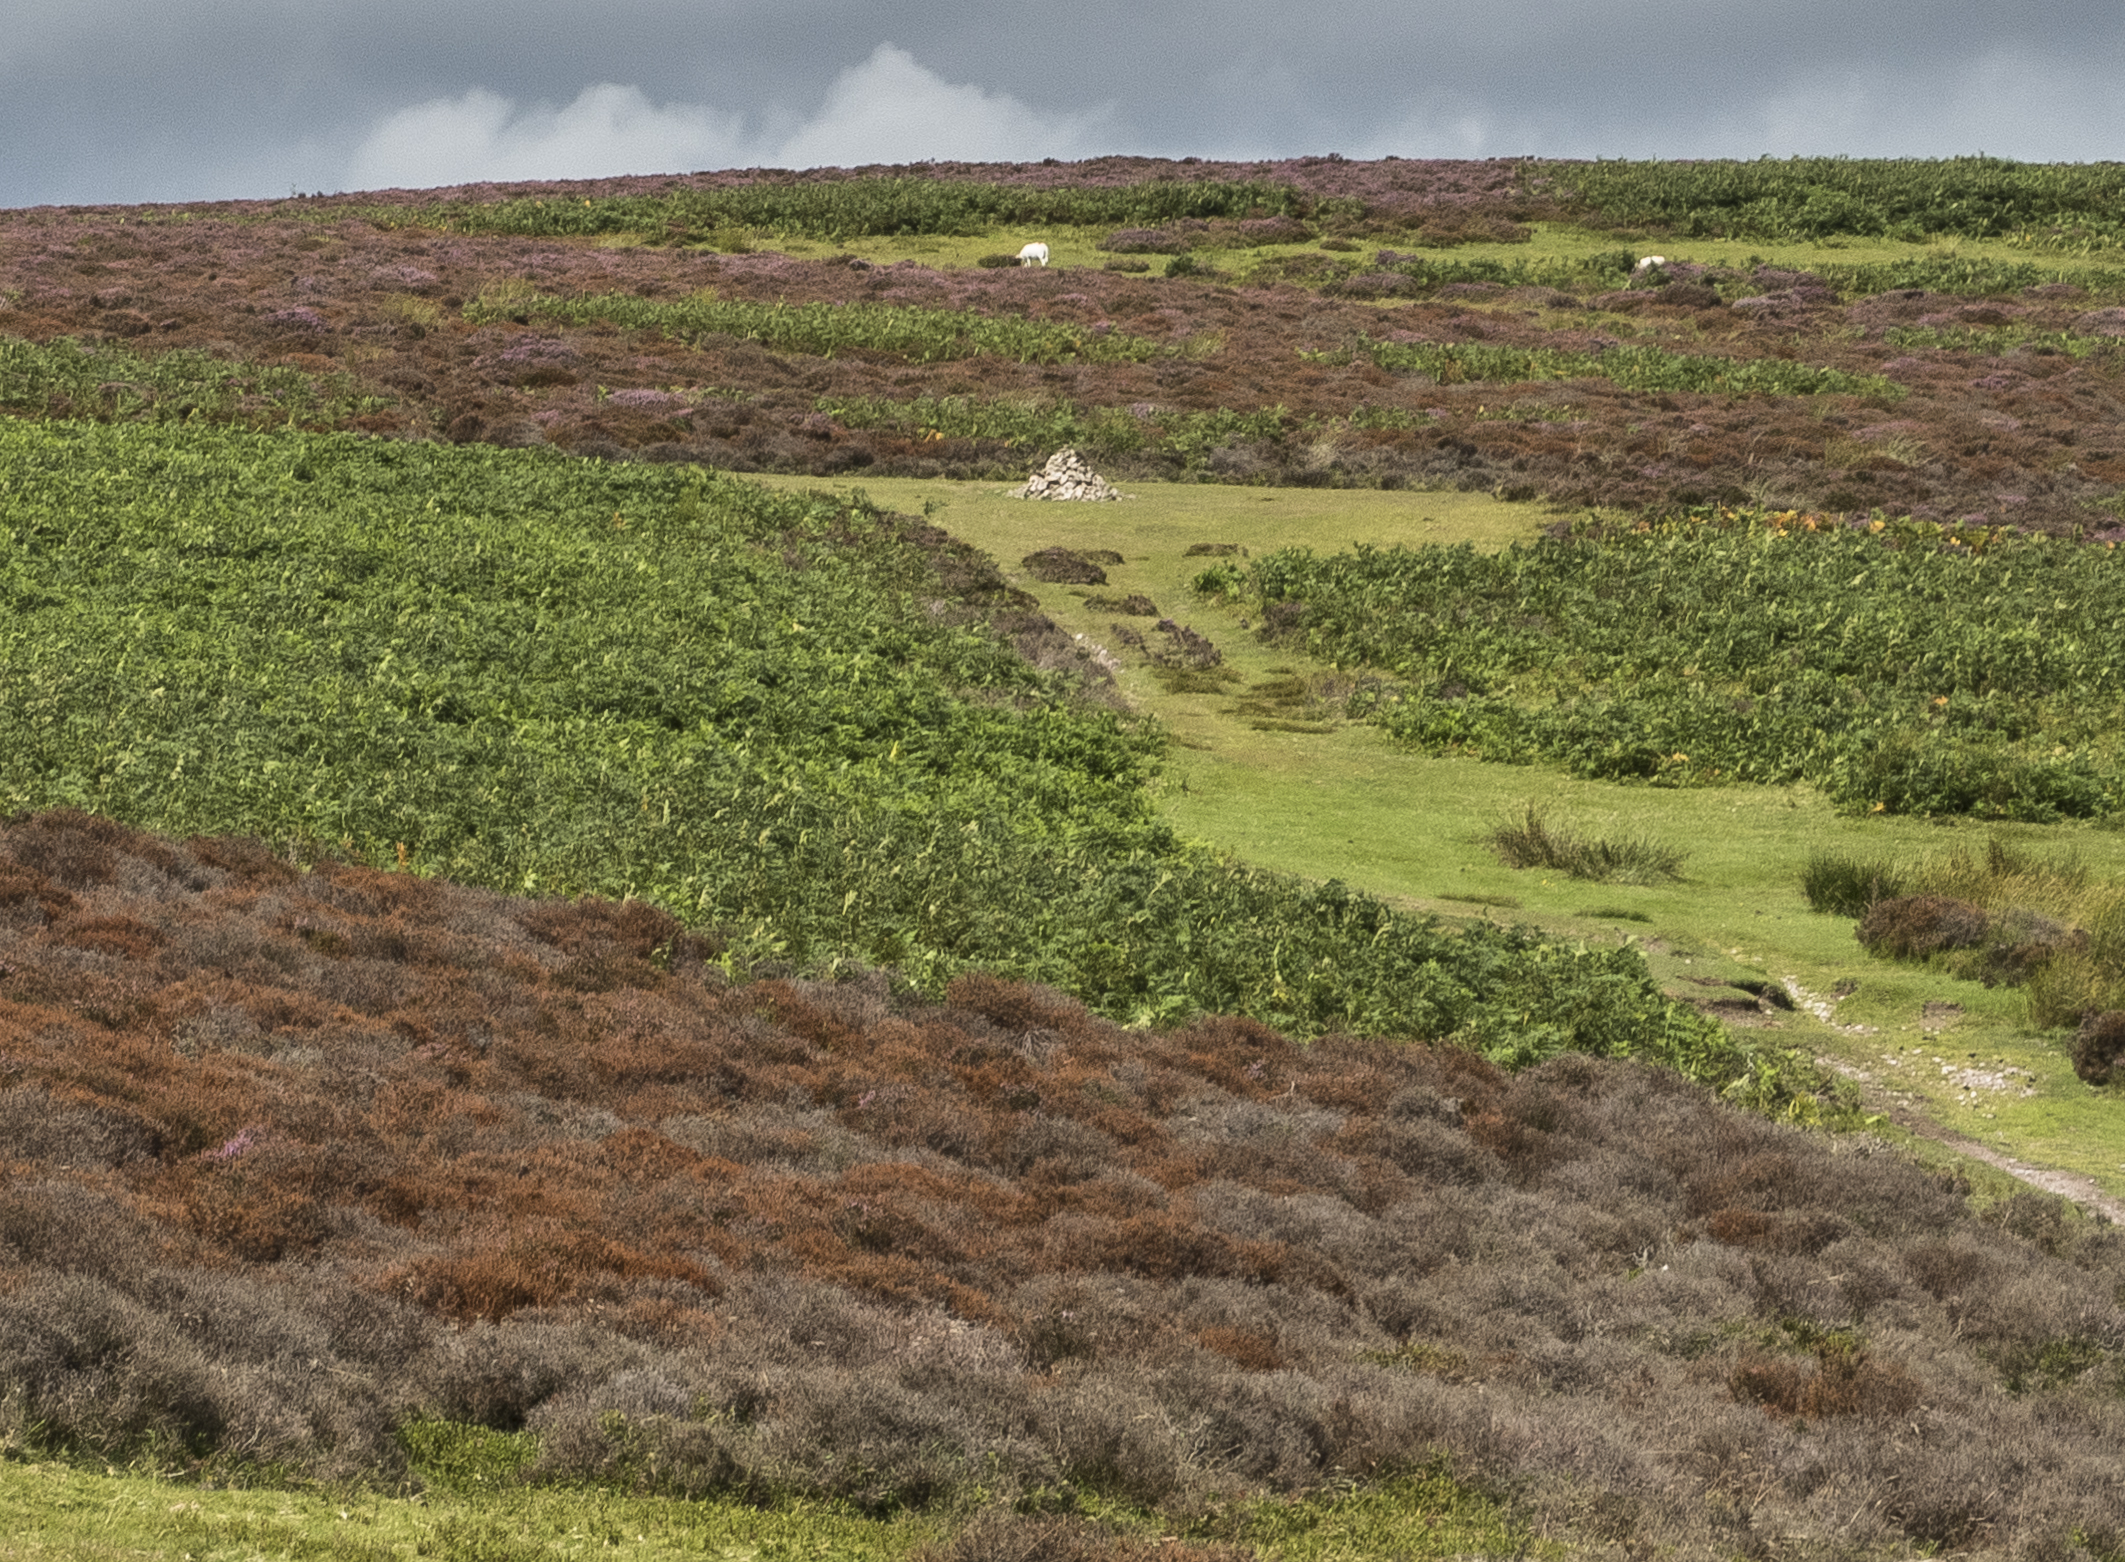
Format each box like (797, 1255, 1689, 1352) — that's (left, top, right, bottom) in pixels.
(1809, 837, 2125, 1032)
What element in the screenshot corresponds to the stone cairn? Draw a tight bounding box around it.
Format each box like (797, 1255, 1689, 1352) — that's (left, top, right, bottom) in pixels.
(1009, 448, 1129, 501)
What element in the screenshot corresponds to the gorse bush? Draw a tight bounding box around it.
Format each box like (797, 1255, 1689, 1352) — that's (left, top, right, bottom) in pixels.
(1205, 508, 2125, 820)
(0, 418, 1795, 1094)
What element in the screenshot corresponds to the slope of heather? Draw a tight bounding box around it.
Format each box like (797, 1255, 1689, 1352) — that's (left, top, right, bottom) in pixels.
(3, 156, 2122, 532)
(3, 808, 2125, 1559)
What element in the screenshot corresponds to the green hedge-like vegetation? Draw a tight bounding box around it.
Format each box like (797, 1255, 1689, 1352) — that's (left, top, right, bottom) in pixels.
(1350, 336, 1899, 398)
(0, 419, 1827, 1108)
(360, 177, 1303, 243)
(1, 334, 389, 426)
(1198, 508, 2125, 820)
(1545, 155, 2125, 245)
(461, 289, 1162, 365)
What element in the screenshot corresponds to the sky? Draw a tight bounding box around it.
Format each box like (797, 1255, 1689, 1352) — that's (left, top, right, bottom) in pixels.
(2, 1, 2120, 207)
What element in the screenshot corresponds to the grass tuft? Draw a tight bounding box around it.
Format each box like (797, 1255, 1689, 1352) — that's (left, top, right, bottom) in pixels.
(1488, 807, 1686, 884)
(1801, 850, 1908, 917)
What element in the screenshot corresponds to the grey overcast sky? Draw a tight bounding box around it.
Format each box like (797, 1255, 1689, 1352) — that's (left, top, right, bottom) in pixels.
(2, 1, 2119, 206)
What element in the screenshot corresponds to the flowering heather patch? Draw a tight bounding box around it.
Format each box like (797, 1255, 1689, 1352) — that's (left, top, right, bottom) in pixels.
(603, 388, 685, 410)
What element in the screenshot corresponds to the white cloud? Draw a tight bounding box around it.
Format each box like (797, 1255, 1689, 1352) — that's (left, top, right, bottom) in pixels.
(343, 82, 750, 189)
(340, 43, 1121, 191)
(775, 44, 1116, 167)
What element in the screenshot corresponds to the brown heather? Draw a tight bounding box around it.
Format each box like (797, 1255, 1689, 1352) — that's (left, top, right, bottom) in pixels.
(5, 809, 2125, 1554)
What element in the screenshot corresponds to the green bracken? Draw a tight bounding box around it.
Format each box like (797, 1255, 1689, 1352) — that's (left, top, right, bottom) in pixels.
(0, 417, 1830, 1108)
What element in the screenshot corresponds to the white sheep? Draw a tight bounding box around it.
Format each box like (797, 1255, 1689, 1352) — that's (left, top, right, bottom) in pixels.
(1017, 242, 1050, 268)
(1633, 255, 1668, 273)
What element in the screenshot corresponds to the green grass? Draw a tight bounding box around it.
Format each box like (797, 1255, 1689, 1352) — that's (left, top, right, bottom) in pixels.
(352, 176, 1305, 244)
(0, 1448, 1543, 1562)
(0, 334, 392, 426)
(1539, 155, 2125, 245)
(0, 1454, 935, 1562)
(1205, 512, 2125, 821)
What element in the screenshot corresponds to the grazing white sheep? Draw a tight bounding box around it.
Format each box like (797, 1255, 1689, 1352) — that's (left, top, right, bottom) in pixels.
(1633, 255, 1668, 273)
(1017, 242, 1050, 268)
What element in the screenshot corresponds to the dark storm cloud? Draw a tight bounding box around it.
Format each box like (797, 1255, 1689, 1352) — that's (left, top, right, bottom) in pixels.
(0, 0, 2118, 206)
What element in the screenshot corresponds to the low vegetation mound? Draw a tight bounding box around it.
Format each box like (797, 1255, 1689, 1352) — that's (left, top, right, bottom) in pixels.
(2, 811, 2123, 1556)
(1487, 806, 1687, 884)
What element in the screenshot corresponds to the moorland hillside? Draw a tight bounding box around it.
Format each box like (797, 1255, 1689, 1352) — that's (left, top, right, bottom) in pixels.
(6, 155, 2125, 1559)
(3, 155, 2122, 528)
(4, 808, 2125, 1561)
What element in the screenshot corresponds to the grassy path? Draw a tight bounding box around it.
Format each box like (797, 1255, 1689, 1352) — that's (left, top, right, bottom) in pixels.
(752, 471, 2125, 1214)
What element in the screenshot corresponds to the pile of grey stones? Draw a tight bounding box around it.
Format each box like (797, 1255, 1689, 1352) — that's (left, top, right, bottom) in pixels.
(1009, 448, 1129, 501)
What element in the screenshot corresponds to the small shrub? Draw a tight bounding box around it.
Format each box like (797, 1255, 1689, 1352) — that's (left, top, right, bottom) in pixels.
(1801, 851, 1907, 917)
(1085, 593, 1159, 616)
(1856, 895, 1990, 961)
(2072, 1011, 2125, 1084)
(1488, 807, 1685, 884)
(975, 254, 1021, 269)
(1022, 548, 1108, 585)
(1729, 1339, 1921, 1420)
